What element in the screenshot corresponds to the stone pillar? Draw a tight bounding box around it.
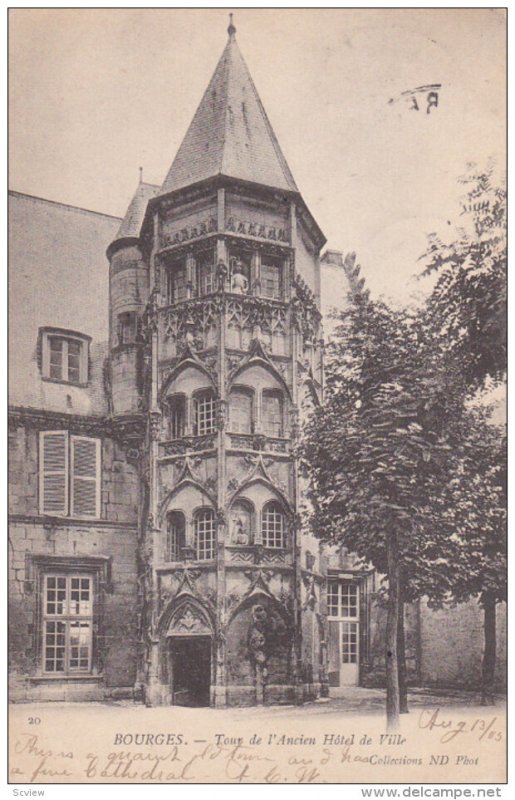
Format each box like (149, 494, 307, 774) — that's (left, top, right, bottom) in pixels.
(291, 297, 304, 703)
(217, 187, 225, 233)
(213, 286, 228, 707)
(186, 252, 196, 299)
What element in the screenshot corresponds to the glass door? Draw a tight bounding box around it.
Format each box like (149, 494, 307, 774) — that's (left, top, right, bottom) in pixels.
(327, 581, 360, 686)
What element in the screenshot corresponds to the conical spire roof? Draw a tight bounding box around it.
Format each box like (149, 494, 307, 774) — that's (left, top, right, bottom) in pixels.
(116, 180, 160, 239)
(160, 23, 299, 196)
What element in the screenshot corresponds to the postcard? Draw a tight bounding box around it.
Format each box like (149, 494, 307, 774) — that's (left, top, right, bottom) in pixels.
(8, 7, 506, 786)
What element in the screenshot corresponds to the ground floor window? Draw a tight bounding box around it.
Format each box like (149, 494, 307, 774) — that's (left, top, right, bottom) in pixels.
(43, 574, 93, 674)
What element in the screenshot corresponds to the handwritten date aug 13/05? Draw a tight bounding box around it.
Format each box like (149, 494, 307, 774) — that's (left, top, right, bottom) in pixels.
(418, 708, 503, 744)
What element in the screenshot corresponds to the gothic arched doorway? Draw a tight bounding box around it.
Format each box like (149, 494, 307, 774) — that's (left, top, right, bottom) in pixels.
(164, 600, 214, 707)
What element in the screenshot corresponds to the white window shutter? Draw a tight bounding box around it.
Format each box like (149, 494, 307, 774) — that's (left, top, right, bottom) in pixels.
(39, 431, 69, 516)
(71, 436, 101, 518)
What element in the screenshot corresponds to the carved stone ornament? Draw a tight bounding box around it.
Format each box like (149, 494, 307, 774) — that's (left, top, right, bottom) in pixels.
(167, 602, 211, 636)
(230, 506, 251, 546)
(217, 260, 228, 291)
(225, 217, 290, 244)
(161, 434, 216, 456)
(217, 399, 228, 430)
(162, 217, 217, 248)
(149, 412, 161, 441)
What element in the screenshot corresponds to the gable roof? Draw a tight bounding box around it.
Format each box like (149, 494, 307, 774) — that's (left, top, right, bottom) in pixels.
(160, 29, 299, 196)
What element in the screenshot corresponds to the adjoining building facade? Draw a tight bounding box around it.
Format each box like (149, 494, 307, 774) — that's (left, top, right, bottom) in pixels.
(9, 20, 505, 706)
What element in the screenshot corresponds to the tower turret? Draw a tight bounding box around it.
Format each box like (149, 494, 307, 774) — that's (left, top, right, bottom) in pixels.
(107, 180, 159, 416)
(137, 17, 327, 708)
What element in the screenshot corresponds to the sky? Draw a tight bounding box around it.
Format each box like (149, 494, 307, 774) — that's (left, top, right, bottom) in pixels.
(9, 7, 506, 304)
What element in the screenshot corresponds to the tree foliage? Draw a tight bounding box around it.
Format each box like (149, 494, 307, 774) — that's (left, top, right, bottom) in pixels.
(300, 258, 464, 607)
(421, 162, 506, 388)
(301, 163, 506, 721)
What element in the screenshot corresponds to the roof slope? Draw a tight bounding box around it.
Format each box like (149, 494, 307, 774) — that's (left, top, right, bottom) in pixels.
(116, 181, 160, 239)
(160, 30, 298, 196)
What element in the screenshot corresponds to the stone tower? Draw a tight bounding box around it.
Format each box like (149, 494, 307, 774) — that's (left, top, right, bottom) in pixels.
(112, 19, 327, 707)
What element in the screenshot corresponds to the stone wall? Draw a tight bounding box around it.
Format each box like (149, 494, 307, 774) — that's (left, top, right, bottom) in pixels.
(8, 418, 141, 701)
(419, 599, 506, 691)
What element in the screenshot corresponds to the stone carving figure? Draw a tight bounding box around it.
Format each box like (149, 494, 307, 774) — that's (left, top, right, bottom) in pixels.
(231, 506, 250, 545)
(231, 260, 249, 295)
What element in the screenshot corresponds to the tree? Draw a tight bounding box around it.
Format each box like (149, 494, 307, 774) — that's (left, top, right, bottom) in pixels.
(435, 408, 506, 703)
(421, 162, 506, 389)
(420, 163, 506, 701)
(300, 257, 463, 728)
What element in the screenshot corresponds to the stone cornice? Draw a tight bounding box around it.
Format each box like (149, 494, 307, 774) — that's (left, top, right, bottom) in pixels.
(9, 513, 138, 530)
(9, 406, 145, 444)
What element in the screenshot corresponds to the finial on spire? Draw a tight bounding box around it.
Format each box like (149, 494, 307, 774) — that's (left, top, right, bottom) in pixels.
(139, 166, 143, 184)
(228, 12, 236, 38)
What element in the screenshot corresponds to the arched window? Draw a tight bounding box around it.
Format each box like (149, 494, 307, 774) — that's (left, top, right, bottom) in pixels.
(262, 390, 284, 437)
(229, 388, 253, 434)
(166, 395, 186, 439)
(165, 511, 185, 562)
(195, 509, 216, 560)
(262, 502, 285, 549)
(193, 391, 216, 435)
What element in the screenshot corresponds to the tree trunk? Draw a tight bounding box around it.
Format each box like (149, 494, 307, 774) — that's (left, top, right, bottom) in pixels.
(481, 593, 496, 706)
(385, 532, 400, 729)
(397, 595, 409, 713)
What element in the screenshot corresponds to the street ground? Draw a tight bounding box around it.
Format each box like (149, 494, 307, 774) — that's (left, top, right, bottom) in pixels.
(9, 685, 506, 720)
